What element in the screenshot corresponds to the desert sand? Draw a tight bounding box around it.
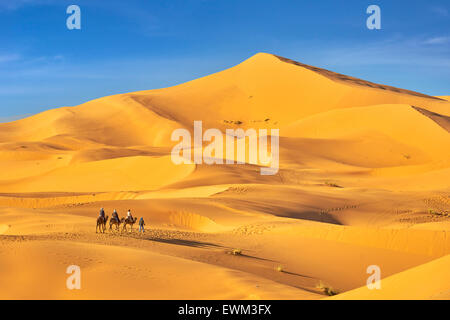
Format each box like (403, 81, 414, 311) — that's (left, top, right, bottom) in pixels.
(0, 53, 449, 299)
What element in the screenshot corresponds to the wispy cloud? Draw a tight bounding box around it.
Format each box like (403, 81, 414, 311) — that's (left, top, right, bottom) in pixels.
(0, 54, 21, 63)
(423, 36, 450, 45)
(293, 35, 450, 69)
(430, 6, 449, 17)
(0, 0, 37, 11)
(0, 0, 57, 11)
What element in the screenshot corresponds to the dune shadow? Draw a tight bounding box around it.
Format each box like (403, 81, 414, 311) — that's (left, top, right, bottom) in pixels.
(274, 54, 443, 101)
(238, 253, 276, 262)
(145, 237, 223, 249)
(281, 270, 314, 279)
(412, 106, 450, 133)
(221, 199, 342, 225)
(273, 210, 342, 225)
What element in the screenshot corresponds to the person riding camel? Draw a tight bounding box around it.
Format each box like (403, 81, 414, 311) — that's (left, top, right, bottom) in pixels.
(112, 209, 119, 222)
(99, 207, 105, 219)
(127, 209, 133, 222)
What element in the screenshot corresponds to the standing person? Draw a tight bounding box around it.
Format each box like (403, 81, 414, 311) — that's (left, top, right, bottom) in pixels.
(139, 217, 145, 233)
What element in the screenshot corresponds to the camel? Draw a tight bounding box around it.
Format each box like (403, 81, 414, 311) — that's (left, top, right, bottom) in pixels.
(121, 216, 137, 232)
(96, 215, 109, 233)
(109, 216, 121, 231)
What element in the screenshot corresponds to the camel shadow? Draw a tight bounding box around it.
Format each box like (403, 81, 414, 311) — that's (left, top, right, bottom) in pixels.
(238, 253, 276, 262)
(145, 237, 223, 249)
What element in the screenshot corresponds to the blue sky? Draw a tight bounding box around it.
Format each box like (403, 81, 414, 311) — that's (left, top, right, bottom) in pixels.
(0, 0, 449, 120)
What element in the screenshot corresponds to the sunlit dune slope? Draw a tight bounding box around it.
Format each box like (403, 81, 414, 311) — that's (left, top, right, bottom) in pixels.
(0, 156, 195, 193)
(329, 254, 450, 300)
(283, 104, 450, 176)
(130, 53, 449, 130)
(0, 95, 180, 147)
(0, 240, 317, 299)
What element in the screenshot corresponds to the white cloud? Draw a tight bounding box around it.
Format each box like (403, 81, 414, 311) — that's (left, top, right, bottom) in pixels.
(423, 36, 450, 45)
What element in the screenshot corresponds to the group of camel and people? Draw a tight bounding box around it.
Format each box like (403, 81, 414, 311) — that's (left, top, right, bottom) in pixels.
(96, 208, 145, 233)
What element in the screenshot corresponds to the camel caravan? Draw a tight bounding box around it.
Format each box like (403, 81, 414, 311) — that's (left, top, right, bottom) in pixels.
(96, 208, 144, 234)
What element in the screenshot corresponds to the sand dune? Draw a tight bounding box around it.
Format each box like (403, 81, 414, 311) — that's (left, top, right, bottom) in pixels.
(330, 254, 450, 300)
(0, 239, 320, 300)
(0, 156, 195, 193)
(0, 53, 449, 299)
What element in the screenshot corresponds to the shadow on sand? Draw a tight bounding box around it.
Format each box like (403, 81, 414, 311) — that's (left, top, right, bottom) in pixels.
(145, 237, 223, 249)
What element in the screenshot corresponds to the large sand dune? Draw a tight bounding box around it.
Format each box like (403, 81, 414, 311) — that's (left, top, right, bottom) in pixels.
(0, 53, 449, 299)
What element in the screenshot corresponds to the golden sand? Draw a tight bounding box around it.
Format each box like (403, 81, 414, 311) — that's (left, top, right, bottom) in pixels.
(0, 53, 449, 299)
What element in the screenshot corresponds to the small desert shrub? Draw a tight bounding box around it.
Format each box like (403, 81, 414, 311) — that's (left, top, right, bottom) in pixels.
(316, 281, 338, 296)
(276, 265, 284, 272)
(231, 249, 242, 256)
(429, 209, 449, 217)
(324, 181, 342, 188)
